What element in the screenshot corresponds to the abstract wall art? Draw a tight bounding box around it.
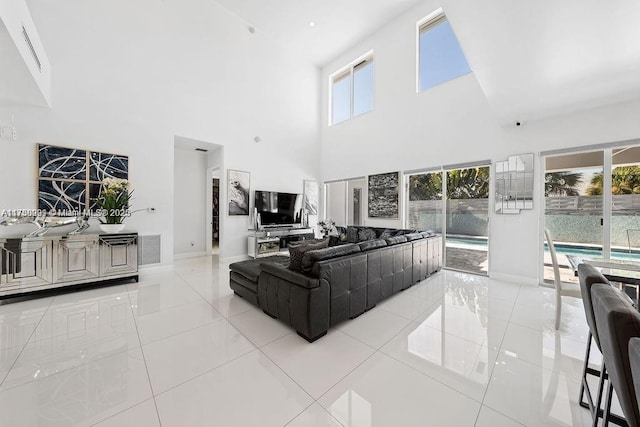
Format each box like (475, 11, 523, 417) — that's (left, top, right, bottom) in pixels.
(303, 180, 319, 216)
(37, 144, 129, 214)
(228, 169, 250, 216)
(368, 171, 399, 218)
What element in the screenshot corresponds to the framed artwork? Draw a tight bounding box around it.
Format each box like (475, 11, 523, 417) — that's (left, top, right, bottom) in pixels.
(228, 169, 250, 215)
(37, 144, 129, 214)
(368, 171, 399, 218)
(303, 180, 319, 215)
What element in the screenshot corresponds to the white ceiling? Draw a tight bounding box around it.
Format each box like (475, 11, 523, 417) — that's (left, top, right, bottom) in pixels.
(216, 0, 640, 125)
(213, 0, 424, 66)
(442, 0, 640, 125)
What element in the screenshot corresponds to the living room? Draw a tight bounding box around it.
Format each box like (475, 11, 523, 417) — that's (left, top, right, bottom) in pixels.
(2, 0, 640, 425)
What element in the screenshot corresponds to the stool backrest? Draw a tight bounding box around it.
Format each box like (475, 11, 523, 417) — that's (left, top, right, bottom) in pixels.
(592, 283, 640, 426)
(629, 337, 640, 421)
(578, 263, 610, 349)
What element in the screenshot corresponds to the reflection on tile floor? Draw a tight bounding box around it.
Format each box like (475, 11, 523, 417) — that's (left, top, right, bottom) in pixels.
(0, 257, 597, 426)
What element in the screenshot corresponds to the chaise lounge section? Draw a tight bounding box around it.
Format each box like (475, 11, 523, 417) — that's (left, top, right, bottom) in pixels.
(229, 226, 441, 342)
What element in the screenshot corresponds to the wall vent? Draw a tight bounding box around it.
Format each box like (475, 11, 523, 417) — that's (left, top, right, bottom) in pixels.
(138, 234, 161, 265)
(22, 26, 42, 72)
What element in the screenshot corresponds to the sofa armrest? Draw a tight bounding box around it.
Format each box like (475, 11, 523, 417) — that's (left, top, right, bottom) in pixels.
(260, 262, 319, 289)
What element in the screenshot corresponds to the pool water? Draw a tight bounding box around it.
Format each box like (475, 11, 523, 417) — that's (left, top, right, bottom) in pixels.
(447, 236, 640, 262)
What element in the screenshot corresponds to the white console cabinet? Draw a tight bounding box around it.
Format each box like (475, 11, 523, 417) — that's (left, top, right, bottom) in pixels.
(0, 233, 138, 299)
(248, 227, 315, 258)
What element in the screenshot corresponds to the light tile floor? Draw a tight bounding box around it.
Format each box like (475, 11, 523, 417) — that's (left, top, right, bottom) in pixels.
(0, 256, 607, 426)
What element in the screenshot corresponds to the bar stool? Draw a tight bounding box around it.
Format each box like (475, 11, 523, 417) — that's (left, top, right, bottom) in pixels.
(592, 283, 640, 426)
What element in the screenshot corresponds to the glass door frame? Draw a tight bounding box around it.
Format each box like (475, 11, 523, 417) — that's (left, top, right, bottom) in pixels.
(404, 160, 492, 276)
(538, 143, 640, 285)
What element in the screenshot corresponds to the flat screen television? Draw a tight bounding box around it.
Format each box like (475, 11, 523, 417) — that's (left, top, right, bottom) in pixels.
(255, 191, 303, 226)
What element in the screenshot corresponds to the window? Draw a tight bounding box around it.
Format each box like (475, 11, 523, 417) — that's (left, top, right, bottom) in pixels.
(418, 10, 471, 92)
(330, 53, 374, 125)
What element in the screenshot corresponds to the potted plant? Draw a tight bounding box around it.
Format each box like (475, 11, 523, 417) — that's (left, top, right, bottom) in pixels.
(318, 218, 335, 237)
(93, 178, 132, 233)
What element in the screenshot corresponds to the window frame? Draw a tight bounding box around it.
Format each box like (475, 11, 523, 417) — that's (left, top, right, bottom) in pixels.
(328, 51, 374, 126)
(416, 8, 470, 93)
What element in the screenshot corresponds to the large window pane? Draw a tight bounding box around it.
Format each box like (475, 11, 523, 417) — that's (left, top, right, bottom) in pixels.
(444, 167, 489, 274)
(419, 20, 471, 91)
(331, 75, 350, 125)
(544, 152, 604, 284)
(353, 61, 374, 117)
(407, 172, 443, 233)
(611, 146, 640, 262)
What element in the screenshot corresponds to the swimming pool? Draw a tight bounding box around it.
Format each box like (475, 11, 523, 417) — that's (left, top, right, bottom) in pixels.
(446, 236, 640, 262)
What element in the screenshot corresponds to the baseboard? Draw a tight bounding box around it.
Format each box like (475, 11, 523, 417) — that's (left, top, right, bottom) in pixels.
(489, 272, 538, 287)
(173, 251, 207, 260)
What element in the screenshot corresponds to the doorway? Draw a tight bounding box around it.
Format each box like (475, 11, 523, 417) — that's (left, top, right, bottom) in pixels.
(212, 177, 220, 254)
(542, 144, 640, 284)
(406, 164, 490, 275)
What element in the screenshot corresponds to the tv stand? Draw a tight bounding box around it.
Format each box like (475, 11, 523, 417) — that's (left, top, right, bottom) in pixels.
(248, 227, 315, 258)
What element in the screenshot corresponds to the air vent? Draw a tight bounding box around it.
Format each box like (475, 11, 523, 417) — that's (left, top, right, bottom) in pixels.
(22, 26, 42, 72)
(138, 234, 161, 265)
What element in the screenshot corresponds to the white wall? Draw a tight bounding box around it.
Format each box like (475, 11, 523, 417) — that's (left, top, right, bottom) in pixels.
(0, 0, 320, 262)
(174, 147, 207, 256)
(320, 1, 640, 283)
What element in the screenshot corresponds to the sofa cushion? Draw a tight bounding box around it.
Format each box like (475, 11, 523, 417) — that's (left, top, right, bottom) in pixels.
(346, 226, 359, 243)
(385, 235, 408, 245)
(229, 256, 289, 282)
(301, 243, 361, 274)
(404, 233, 424, 242)
(379, 229, 395, 239)
(289, 239, 329, 272)
(358, 239, 387, 252)
(358, 228, 377, 242)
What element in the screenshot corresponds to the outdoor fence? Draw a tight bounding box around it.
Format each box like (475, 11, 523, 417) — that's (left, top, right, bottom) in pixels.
(408, 195, 640, 247)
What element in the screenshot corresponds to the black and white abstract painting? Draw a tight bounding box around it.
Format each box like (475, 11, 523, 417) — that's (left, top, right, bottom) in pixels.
(38, 180, 86, 212)
(368, 171, 399, 218)
(89, 152, 129, 181)
(303, 180, 319, 215)
(228, 169, 250, 215)
(37, 144, 129, 213)
(38, 145, 87, 180)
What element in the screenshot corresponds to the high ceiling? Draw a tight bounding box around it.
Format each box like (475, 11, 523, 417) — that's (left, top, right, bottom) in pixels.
(436, 0, 640, 125)
(216, 0, 640, 125)
(213, 0, 424, 66)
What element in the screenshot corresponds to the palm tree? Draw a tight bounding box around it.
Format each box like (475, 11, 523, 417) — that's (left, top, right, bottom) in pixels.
(545, 172, 583, 196)
(409, 173, 442, 201)
(409, 167, 490, 201)
(587, 166, 640, 195)
(446, 167, 490, 200)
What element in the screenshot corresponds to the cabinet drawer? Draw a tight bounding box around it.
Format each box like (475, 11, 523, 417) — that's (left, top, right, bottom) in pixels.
(100, 235, 138, 276)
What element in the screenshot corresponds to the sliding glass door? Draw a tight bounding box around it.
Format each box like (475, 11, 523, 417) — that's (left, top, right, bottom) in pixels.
(407, 164, 490, 275)
(444, 166, 490, 274)
(544, 152, 604, 284)
(543, 144, 640, 284)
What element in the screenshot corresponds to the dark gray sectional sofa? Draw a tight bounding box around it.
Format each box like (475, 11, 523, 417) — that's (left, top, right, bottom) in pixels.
(229, 226, 442, 342)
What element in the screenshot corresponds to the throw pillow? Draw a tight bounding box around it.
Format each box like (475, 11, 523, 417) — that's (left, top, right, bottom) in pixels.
(346, 226, 359, 243)
(379, 229, 395, 239)
(288, 239, 329, 272)
(357, 228, 377, 242)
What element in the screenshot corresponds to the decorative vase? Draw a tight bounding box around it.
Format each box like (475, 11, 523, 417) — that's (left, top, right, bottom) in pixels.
(99, 223, 125, 233)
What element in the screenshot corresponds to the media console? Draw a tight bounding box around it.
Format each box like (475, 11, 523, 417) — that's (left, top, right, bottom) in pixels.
(0, 233, 138, 299)
(248, 227, 315, 258)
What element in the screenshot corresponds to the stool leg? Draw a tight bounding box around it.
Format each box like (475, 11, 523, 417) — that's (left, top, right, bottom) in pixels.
(593, 362, 607, 427)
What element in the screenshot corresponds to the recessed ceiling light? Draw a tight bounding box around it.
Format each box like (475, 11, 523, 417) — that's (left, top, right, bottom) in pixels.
(308, 21, 316, 28)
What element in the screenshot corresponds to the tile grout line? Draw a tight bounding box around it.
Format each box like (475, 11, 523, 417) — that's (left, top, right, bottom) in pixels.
(473, 283, 521, 426)
(0, 296, 55, 391)
(151, 348, 261, 399)
(125, 286, 163, 427)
